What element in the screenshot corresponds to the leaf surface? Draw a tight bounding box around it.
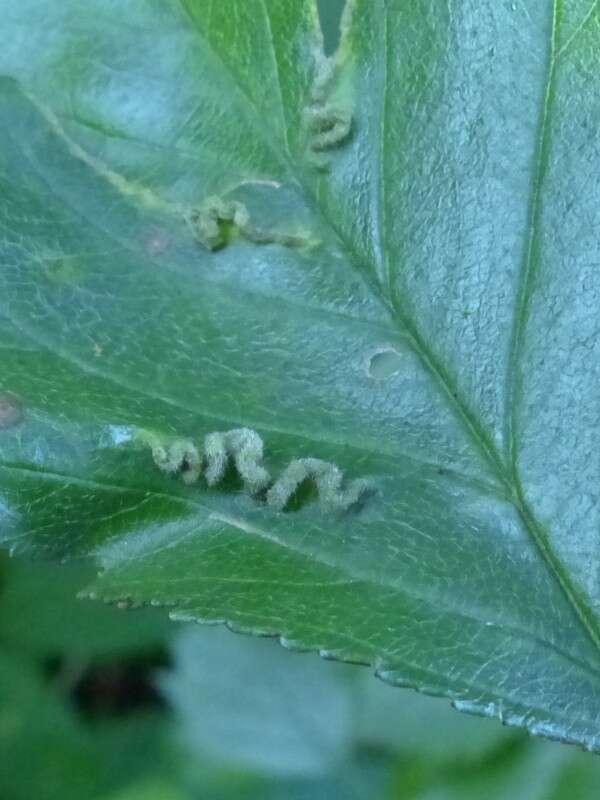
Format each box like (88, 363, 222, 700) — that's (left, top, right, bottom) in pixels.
(1, 0, 600, 748)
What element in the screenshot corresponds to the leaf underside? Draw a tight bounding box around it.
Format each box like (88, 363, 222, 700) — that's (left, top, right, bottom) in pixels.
(1, 0, 600, 750)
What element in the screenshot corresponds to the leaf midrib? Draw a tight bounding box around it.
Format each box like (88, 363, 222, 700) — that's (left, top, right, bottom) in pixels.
(498, 0, 600, 659)
(177, 1, 511, 483)
(4, 0, 599, 666)
(175, 0, 600, 658)
(1, 83, 503, 495)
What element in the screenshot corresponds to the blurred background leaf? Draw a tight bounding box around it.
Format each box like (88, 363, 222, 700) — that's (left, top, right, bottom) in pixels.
(3, 548, 600, 799)
(160, 627, 355, 777)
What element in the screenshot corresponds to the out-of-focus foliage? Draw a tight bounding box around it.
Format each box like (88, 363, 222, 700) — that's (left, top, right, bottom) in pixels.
(161, 627, 356, 778)
(0, 555, 179, 800)
(164, 626, 600, 799)
(2, 554, 600, 799)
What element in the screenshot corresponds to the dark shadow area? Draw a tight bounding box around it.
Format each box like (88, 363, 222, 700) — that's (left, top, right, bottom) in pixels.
(318, 0, 347, 54)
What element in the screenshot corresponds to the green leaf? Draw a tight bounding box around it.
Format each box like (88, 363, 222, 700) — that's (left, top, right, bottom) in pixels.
(1, 0, 600, 750)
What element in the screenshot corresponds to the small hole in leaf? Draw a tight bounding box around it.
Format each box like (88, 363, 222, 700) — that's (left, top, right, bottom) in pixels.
(368, 349, 403, 380)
